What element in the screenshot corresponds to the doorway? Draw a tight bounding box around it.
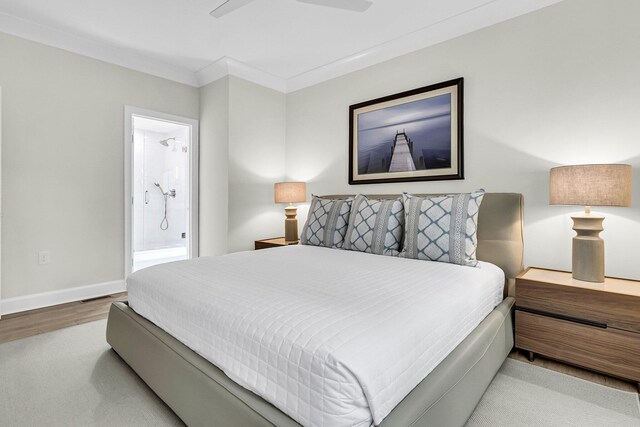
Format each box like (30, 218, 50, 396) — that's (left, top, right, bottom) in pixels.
(124, 107, 198, 275)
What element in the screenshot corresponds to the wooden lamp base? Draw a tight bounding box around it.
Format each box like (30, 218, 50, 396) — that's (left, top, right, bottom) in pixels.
(284, 205, 299, 243)
(571, 211, 605, 283)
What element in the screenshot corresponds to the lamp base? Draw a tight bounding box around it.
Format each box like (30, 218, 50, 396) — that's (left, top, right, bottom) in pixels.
(571, 213, 604, 283)
(284, 205, 299, 243)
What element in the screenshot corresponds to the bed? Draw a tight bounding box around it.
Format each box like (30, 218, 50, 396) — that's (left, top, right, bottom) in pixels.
(106, 192, 524, 427)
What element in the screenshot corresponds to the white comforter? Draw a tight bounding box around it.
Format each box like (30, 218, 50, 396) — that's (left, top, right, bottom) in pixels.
(127, 245, 504, 427)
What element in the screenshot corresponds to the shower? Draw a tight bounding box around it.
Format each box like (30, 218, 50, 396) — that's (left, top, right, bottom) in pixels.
(154, 182, 176, 231)
(129, 111, 196, 274)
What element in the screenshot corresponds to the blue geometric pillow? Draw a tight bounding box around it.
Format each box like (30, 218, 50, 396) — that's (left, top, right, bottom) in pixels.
(343, 195, 404, 256)
(301, 196, 352, 248)
(401, 190, 485, 266)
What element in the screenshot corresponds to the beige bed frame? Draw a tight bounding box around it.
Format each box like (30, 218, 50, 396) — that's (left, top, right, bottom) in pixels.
(106, 192, 524, 426)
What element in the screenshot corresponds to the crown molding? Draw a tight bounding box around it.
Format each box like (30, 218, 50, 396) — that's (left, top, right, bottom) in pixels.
(196, 57, 286, 92)
(0, 12, 199, 87)
(195, 58, 229, 87)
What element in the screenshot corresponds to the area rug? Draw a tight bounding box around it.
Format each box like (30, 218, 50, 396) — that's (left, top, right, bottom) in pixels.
(0, 319, 183, 426)
(466, 358, 640, 427)
(1, 319, 639, 426)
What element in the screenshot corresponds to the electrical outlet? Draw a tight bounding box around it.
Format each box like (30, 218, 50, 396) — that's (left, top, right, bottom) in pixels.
(38, 251, 50, 265)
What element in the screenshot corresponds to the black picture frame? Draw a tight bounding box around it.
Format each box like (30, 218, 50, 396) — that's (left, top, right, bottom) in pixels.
(349, 78, 463, 185)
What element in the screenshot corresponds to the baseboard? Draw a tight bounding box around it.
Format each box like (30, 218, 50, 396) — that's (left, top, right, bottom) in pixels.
(0, 280, 126, 315)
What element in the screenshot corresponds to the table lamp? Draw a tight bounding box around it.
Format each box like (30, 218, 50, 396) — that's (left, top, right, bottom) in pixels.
(274, 182, 307, 242)
(550, 164, 632, 282)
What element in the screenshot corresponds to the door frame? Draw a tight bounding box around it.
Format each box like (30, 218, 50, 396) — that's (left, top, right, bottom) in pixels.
(124, 106, 199, 278)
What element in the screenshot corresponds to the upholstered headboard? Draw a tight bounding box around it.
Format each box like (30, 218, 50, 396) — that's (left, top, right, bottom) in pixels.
(319, 193, 524, 297)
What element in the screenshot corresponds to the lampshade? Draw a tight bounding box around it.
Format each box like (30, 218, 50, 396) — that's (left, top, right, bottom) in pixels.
(274, 182, 307, 204)
(549, 164, 632, 207)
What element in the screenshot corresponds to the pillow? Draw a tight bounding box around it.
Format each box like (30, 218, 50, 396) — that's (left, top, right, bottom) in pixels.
(343, 194, 404, 256)
(401, 190, 485, 266)
(300, 196, 352, 248)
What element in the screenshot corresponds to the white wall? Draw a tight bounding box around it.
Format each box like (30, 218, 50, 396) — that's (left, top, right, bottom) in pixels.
(285, 0, 640, 280)
(0, 32, 199, 300)
(228, 76, 286, 252)
(199, 76, 286, 254)
(199, 77, 230, 257)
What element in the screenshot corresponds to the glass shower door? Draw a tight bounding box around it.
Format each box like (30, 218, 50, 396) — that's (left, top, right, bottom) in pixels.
(132, 116, 190, 272)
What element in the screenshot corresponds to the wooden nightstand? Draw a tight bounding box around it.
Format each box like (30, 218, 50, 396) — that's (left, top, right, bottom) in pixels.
(254, 237, 299, 250)
(515, 267, 640, 387)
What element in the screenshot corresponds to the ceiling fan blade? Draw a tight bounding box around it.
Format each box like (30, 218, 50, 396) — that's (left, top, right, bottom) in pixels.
(297, 0, 373, 12)
(210, 0, 256, 18)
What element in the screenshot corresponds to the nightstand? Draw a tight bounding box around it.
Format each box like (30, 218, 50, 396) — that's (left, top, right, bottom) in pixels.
(515, 267, 640, 387)
(254, 237, 299, 250)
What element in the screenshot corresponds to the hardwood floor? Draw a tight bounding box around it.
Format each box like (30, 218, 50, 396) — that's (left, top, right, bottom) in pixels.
(0, 292, 127, 344)
(1, 296, 637, 395)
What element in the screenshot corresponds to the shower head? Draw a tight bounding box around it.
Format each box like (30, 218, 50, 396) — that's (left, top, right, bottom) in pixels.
(158, 137, 175, 147)
(155, 182, 167, 194)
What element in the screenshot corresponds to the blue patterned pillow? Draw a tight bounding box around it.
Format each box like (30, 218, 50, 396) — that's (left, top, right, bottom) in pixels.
(343, 195, 404, 256)
(301, 196, 352, 248)
(401, 190, 485, 266)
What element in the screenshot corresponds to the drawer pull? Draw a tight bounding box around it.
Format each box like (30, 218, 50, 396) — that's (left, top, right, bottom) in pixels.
(517, 307, 607, 329)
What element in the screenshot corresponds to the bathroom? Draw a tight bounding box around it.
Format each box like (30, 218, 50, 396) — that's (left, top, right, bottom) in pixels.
(131, 116, 190, 272)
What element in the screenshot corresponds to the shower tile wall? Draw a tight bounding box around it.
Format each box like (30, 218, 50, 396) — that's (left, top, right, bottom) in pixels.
(133, 127, 189, 252)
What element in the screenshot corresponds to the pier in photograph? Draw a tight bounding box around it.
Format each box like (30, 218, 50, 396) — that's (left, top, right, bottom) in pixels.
(388, 131, 416, 172)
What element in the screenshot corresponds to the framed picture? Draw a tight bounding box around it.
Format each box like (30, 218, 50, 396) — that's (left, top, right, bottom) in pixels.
(349, 78, 463, 185)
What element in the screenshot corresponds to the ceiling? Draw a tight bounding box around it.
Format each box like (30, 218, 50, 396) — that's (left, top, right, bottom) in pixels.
(0, 0, 561, 92)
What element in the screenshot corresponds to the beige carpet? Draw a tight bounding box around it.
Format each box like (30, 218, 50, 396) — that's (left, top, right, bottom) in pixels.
(466, 358, 640, 427)
(0, 319, 183, 426)
(1, 319, 639, 426)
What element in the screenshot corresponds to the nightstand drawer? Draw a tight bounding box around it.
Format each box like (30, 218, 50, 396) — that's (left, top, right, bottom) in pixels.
(517, 279, 640, 333)
(516, 310, 640, 381)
